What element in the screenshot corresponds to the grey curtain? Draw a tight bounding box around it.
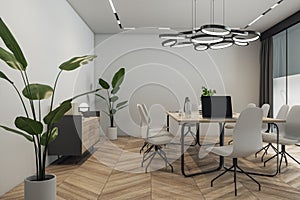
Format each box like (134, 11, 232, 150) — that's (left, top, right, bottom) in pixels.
(259, 38, 273, 117)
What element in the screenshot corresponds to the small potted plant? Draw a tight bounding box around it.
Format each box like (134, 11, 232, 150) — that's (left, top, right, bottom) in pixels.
(0, 18, 98, 200)
(201, 86, 216, 96)
(199, 86, 216, 111)
(96, 68, 128, 140)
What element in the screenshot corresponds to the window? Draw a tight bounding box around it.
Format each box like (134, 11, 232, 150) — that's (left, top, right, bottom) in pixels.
(273, 23, 300, 116)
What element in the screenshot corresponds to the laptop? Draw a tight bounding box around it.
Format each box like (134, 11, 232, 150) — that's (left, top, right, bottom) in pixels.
(201, 96, 233, 118)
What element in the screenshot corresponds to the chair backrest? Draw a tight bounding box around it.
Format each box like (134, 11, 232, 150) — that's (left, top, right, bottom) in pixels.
(275, 105, 289, 136)
(137, 104, 150, 139)
(261, 104, 270, 118)
(232, 107, 263, 157)
(285, 105, 300, 140)
(247, 103, 256, 108)
(261, 103, 270, 131)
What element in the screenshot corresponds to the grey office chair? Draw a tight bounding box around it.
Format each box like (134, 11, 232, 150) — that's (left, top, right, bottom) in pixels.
(226, 103, 256, 144)
(261, 103, 270, 131)
(255, 104, 289, 161)
(138, 104, 172, 153)
(263, 105, 300, 171)
(206, 107, 263, 196)
(137, 104, 174, 173)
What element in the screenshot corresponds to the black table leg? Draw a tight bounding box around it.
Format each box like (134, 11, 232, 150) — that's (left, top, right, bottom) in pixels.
(181, 122, 224, 177)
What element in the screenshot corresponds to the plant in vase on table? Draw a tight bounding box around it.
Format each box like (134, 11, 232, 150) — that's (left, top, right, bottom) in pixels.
(0, 18, 98, 200)
(96, 68, 128, 140)
(199, 86, 216, 112)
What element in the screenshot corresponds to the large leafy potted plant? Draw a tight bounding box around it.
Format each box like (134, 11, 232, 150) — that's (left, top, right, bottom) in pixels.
(0, 18, 98, 200)
(96, 68, 127, 140)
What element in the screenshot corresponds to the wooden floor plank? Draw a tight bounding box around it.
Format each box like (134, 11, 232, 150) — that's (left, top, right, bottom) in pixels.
(1, 136, 300, 199)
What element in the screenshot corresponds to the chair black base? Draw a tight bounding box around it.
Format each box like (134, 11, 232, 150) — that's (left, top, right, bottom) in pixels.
(141, 145, 173, 173)
(264, 145, 300, 172)
(140, 141, 149, 154)
(211, 158, 261, 196)
(255, 143, 278, 162)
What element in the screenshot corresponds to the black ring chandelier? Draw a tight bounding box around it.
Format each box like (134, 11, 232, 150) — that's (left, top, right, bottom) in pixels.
(159, 0, 260, 51)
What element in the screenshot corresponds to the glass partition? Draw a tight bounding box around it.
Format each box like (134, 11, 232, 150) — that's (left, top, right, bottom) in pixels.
(273, 22, 300, 116)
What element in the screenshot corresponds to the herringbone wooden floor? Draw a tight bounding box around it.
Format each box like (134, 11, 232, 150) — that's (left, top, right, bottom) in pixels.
(1, 136, 300, 199)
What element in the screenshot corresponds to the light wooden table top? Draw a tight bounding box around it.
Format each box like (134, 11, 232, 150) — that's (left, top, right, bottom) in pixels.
(167, 111, 286, 124)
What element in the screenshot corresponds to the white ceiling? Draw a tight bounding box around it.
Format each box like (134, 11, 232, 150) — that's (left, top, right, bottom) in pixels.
(67, 0, 300, 34)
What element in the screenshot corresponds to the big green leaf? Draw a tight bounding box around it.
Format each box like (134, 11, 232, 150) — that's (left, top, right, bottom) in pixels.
(59, 55, 97, 71)
(0, 125, 33, 142)
(41, 127, 58, 146)
(0, 47, 25, 70)
(22, 84, 53, 100)
(15, 117, 43, 135)
(0, 18, 27, 68)
(96, 94, 107, 101)
(116, 101, 128, 108)
(110, 96, 119, 103)
(112, 68, 125, 89)
(111, 86, 120, 94)
(43, 100, 72, 125)
(99, 78, 110, 89)
(0, 71, 13, 84)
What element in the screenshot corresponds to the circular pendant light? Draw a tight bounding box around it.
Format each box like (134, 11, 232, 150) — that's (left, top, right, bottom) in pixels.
(210, 38, 233, 50)
(172, 41, 194, 48)
(191, 34, 224, 44)
(162, 39, 177, 47)
(233, 30, 260, 43)
(201, 24, 231, 36)
(231, 29, 248, 36)
(194, 43, 209, 51)
(234, 41, 249, 46)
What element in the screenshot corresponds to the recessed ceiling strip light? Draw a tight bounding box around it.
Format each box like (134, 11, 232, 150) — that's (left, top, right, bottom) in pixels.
(108, 0, 123, 29)
(123, 27, 136, 30)
(244, 0, 284, 29)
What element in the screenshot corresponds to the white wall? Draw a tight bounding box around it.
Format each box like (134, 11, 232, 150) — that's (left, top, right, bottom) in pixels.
(94, 30, 260, 137)
(0, 0, 94, 196)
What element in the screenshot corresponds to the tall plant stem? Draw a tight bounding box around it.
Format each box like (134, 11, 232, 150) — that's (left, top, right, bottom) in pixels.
(106, 90, 113, 127)
(38, 100, 41, 122)
(12, 84, 29, 117)
(24, 72, 36, 120)
(32, 136, 39, 180)
(50, 70, 63, 112)
(42, 128, 51, 180)
(71, 89, 101, 100)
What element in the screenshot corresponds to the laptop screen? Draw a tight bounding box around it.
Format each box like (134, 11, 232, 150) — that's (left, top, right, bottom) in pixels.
(201, 96, 233, 118)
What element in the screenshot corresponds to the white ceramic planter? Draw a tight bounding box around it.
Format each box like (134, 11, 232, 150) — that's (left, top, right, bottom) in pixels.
(107, 127, 117, 140)
(24, 174, 56, 200)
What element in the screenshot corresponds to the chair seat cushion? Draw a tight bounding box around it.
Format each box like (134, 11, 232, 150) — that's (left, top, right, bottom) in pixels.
(262, 132, 298, 145)
(206, 145, 233, 157)
(148, 129, 173, 137)
(146, 133, 173, 145)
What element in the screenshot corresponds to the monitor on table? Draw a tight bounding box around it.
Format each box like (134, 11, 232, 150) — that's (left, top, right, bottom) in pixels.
(201, 96, 233, 118)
